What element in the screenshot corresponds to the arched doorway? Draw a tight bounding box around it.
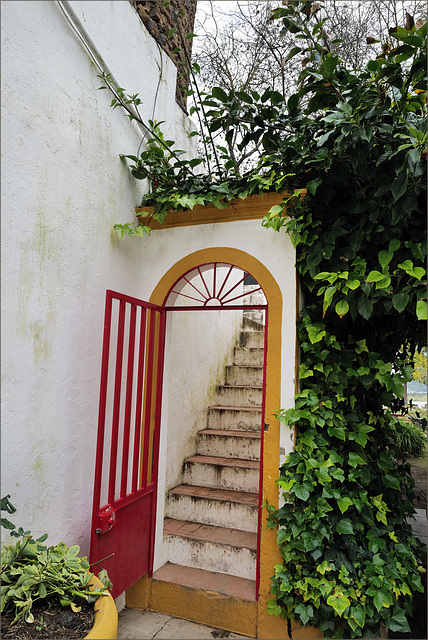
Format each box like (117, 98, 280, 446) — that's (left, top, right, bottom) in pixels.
(150, 249, 283, 605)
(90, 248, 283, 614)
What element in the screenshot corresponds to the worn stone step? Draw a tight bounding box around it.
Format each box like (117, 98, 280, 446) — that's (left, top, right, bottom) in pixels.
(242, 316, 264, 333)
(226, 365, 263, 386)
(216, 384, 262, 407)
(239, 330, 264, 348)
(197, 429, 261, 460)
(166, 485, 258, 532)
(183, 455, 260, 492)
(207, 405, 262, 431)
(163, 519, 256, 580)
(152, 562, 257, 601)
(234, 346, 264, 367)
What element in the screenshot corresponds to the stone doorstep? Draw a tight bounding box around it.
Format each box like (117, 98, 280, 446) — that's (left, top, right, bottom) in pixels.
(218, 384, 263, 391)
(163, 518, 257, 578)
(233, 346, 264, 366)
(198, 428, 261, 439)
(168, 485, 259, 505)
(163, 518, 257, 550)
(207, 406, 263, 431)
(210, 405, 262, 412)
(183, 459, 260, 493)
(186, 455, 260, 470)
(196, 433, 261, 461)
(216, 384, 263, 407)
(152, 562, 257, 601)
(239, 331, 264, 348)
(226, 366, 264, 386)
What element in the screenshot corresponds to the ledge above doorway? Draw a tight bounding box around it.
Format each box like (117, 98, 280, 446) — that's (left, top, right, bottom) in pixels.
(135, 190, 306, 230)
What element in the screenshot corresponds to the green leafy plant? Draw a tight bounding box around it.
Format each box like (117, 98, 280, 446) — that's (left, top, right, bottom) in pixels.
(1, 496, 112, 626)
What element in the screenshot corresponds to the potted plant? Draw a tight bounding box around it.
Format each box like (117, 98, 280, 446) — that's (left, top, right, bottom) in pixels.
(1, 495, 117, 639)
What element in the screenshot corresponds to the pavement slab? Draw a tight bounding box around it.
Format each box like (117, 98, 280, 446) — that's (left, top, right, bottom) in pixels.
(117, 608, 256, 640)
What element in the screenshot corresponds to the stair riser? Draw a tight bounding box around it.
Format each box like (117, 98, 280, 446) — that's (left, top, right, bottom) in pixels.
(226, 366, 263, 386)
(234, 347, 264, 367)
(163, 536, 256, 580)
(242, 317, 264, 332)
(183, 461, 260, 492)
(197, 434, 260, 460)
(216, 385, 262, 407)
(166, 495, 258, 532)
(207, 407, 262, 431)
(239, 331, 264, 348)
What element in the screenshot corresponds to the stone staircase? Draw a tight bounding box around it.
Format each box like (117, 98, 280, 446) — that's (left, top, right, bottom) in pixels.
(154, 317, 265, 601)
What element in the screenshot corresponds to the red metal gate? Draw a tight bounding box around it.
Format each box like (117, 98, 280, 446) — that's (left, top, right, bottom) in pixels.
(90, 290, 166, 598)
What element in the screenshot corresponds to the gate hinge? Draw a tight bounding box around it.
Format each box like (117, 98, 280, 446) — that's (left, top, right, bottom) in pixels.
(95, 505, 116, 535)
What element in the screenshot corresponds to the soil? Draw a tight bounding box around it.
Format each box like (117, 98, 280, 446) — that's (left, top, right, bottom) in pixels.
(1, 600, 96, 639)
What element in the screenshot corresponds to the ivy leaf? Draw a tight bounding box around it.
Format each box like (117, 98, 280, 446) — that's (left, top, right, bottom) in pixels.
(348, 452, 367, 468)
(306, 178, 323, 195)
(307, 325, 326, 344)
(336, 519, 354, 534)
(391, 172, 408, 201)
(416, 300, 427, 320)
(266, 599, 282, 616)
(387, 608, 411, 633)
(295, 603, 314, 626)
(355, 339, 368, 353)
(383, 473, 401, 490)
(366, 270, 384, 282)
(357, 297, 373, 320)
(350, 604, 366, 629)
(327, 591, 351, 616)
(373, 588, 394, 612)
(335, 299, 349, 318)
(392, 293, 409, 312)
(337, 497, 353, 513)
(294, 484, 310, 501)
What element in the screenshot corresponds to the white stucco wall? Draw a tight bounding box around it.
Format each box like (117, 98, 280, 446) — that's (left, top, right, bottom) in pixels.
(1, 0, 197, 551)
(2, 0, 296, 600)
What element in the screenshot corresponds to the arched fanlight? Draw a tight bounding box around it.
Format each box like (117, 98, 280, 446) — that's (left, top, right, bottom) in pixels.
(164, 262, 266, 307)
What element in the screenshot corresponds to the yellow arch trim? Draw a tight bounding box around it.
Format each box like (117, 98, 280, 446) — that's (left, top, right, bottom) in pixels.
(149, 247, 286, 636)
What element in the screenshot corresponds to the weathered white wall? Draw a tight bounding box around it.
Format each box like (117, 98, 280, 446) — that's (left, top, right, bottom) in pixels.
(2, 0, 296, 597)
(1, 0, 197, 552)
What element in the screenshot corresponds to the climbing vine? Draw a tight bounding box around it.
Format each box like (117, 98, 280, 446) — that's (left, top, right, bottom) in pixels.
(100, 1, 426, 637)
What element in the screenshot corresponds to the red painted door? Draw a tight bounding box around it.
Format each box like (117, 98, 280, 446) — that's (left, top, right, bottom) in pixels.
(90, 290, 166, 598)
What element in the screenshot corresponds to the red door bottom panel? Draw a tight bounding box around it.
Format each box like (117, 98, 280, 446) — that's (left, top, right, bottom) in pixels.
(91, 494, 152, 599)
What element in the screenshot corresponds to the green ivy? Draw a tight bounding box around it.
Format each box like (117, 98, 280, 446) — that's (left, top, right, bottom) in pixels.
(101, 2, 426, 636)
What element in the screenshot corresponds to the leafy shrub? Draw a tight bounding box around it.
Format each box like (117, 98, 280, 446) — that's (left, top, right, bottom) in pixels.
(0, 496, 112, 626)
(387, 419, 427, 458)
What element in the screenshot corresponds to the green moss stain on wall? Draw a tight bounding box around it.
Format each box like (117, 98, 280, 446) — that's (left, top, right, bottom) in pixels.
(16, 204, 62, 363)
(33, 454, 43, 475)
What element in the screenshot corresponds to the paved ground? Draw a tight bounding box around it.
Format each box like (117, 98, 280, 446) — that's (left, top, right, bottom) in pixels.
(117, 608, 255, 639)
(409, 507, 427, 546)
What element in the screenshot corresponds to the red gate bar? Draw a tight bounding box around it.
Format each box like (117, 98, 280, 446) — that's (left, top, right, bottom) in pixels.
(120, 303, 137, 499)
(131, 307, 147, 493)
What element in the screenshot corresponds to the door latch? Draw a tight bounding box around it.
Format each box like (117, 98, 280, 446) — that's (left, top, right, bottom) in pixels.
(95, 505, 116, 535)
